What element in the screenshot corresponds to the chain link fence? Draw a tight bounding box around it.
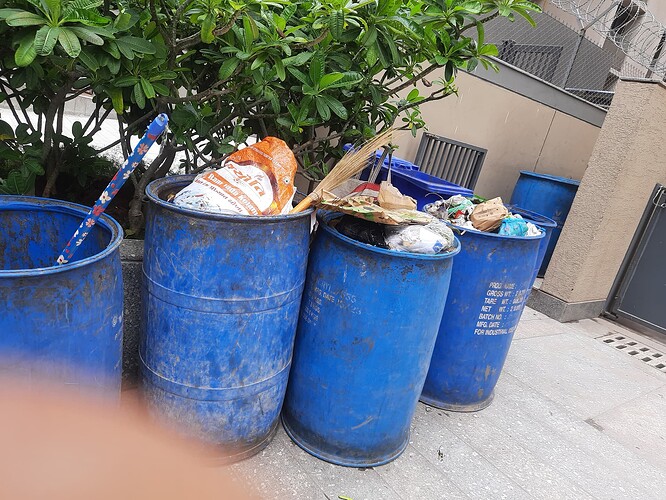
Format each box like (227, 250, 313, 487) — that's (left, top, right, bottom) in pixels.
(482, 1, 660, 108)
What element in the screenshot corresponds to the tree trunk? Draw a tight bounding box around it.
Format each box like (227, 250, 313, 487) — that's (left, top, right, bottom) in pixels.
(128, 144, 176, 234)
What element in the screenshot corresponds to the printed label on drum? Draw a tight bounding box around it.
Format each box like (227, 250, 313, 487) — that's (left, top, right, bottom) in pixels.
(473, 281, 530, 336)
(302, 279, 361, 325)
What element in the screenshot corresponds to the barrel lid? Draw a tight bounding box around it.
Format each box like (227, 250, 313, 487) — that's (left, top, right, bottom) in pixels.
(518, 170, 580, 186)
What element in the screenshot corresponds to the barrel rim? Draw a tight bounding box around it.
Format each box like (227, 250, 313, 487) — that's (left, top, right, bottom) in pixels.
(146, 175, 315, 221)
(506, 205, 558, 228)
(518, 170, 581, 186)
(318, 211, 461, 260)
(445, 220, 546, 241)
(0, 195, 123, 277)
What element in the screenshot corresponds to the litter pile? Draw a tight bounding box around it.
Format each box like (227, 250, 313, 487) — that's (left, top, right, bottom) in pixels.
(322, 180, 456, 255)
(425, 195, 541, 237)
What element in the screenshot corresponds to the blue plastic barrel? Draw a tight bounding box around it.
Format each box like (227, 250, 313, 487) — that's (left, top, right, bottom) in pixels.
(141, 175, 313, 461)
(0, 196, 124, 394)
(507, 205, 557, 284)
(282, 212, 460, 467)
(510, 171, 579, 276)
(421, 226, 544, 411)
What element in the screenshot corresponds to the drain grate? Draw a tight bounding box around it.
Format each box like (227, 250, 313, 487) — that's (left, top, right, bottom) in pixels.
(599, 334, 666, 373)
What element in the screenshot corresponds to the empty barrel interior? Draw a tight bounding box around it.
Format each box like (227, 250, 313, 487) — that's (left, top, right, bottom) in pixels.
(0, 200, 115, 271)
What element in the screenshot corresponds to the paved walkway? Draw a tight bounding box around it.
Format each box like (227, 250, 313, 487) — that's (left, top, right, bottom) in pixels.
(230, 309, 666, 499)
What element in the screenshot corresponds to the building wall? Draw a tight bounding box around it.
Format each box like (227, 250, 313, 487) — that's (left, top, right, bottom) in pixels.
(392, 70, 601, 200)
(541, 79, 666, 303)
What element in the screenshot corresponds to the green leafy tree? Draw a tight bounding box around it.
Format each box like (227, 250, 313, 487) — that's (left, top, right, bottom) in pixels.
(0, 0, 540, 232)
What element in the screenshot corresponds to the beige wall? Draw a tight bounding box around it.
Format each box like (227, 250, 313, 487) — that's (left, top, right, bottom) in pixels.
(542, 79, 666, 303)
(393, 71, 601, 200)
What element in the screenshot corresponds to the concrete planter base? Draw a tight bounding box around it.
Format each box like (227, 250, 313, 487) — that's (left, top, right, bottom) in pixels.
(527, 288, 605, 323)
(120, 239, 143, 383)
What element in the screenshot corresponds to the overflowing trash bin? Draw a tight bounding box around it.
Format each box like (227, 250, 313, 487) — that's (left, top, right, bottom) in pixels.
(0, 196, 124, 396)
(420, 197, 545, 410)
(140, 137, 313, 461)
(281, 211, 460, 466)
(510, 171, 580, 277)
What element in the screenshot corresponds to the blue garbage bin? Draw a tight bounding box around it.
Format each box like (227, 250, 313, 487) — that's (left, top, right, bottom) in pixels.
(0, 196, 124, 396)
(282, 212, 460, 466)
(421, 225, 544, 411)
(510, 171, 579, 276)
(359, 165, 473, 210)
(141, 175, 313, 462)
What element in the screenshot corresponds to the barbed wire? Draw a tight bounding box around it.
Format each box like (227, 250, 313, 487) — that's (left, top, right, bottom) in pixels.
(550, 0, 666, 78)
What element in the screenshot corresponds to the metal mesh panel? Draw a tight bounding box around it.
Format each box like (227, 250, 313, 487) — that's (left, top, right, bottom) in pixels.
(482, 1, 662, 108)
(414, 133, 487, 190)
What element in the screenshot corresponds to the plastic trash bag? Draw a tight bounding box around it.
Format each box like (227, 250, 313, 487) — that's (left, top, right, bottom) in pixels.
(334, 215, 388, 248)
(385, 220, 455, 254)
(498, 216, 528, 236)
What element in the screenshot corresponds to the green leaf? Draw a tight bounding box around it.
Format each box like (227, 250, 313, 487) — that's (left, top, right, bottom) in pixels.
(107, 87, 123, 113)
(68, 26, 104, 45)
(329, 10, 344, 40)
(107, 56, 120, 74)
(366, 44, 377, 67)
(133, 82, 145, 108)
(44, 0, 61, 20)
(315, 96, 330, 120)
(34, 26, 61, 55)
(322, 71, 363, 89)
(320, 94, 347, 119)
(283, 51, 312, 67)
(151, 82, 170, 95)
(0, 119, 13, 138)
(286, 66, 310, 85)
(72, 120, 83, 138)
(201, 15, 214, 43)
(319, 72, 344, 89)
(5, 11, 46, 26)
(243, 14, 256, 49)
(0, 9, 27, 19)
(250, 53, 267, 70)
(406, 88, 420, 102)
(476, 21, 484, 47)
(115, 36, 156, 55)
(15, 36, 37, 67)
(275, 58, 285, 81)
(58, 28, 81, 57)
(0, 169, 34, 195)
(140, 77, 155, 99)
(113, 11, 132, 31)
(309, 52, 324, 86)
(218, 57, 240, 80)
(362, 25, 377, 47)
(114, 75, 138, 87)
(67, 0, 103, 11)
(478, 44, 498, 57)
(151, 70, 178, 81)
(24, 160, 44, 175)
(104, 40, 120, 59)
